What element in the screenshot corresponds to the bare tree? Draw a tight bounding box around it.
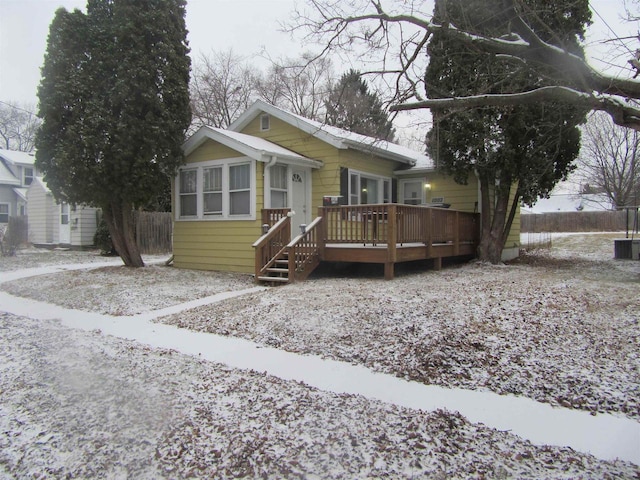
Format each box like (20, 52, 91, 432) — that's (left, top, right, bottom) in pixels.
(256, 52, 334, 120)
(190, 49, 259, 130)
(0, 101, 40, 152)
(578, 111, 640, 208)
(291, 0, 640, 129)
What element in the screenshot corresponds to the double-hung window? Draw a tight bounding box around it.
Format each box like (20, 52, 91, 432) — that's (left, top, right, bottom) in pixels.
(177, 159, 254, 220)
(401, 179, 425, 205)
(179, 169, 197, 217)
(229, 164, 250, 215)
(348, 170, 391, 205)
(203, 167, 222, 216)
(23, 167, 34, 186)
(0, 204, 9, 223)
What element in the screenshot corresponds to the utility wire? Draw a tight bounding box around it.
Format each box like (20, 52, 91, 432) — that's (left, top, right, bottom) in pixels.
(0, 100, 37, 116)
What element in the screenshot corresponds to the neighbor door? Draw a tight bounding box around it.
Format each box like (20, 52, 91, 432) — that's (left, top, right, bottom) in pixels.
(59, 203, 71, 244)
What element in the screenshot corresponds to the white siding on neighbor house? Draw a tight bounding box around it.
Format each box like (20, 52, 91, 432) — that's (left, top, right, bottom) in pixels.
(26, 182, 55, 244)
(70, 206, 98, 246)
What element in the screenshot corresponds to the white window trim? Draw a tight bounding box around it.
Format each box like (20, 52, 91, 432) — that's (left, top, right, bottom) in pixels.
(399, 178, 427, 205)
(175, 157, 256, 221)
(348, 169, 392, 205)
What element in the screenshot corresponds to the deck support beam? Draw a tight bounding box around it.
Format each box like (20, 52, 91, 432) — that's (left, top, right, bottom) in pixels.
(384, 262, 395, 280)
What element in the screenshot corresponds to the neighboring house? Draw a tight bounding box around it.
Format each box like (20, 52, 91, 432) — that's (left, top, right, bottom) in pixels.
(0, 149, 36, 223)
(27, 176, 98, 247)
(173, 100, 520, 278)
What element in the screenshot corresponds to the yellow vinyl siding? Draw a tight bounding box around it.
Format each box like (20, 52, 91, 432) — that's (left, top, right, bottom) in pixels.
(173, 219, 262, 273)
(398, 172, 479, 213)
(187, 141, 242, 164)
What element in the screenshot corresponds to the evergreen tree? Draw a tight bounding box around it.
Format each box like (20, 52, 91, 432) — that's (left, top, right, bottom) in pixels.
(36, 0, 191, 267)
(426, 0, 591, 263)
(325, 70, 395, 141)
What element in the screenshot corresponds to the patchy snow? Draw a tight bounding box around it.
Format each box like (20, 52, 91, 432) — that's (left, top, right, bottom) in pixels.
(0, 235, 639, 477)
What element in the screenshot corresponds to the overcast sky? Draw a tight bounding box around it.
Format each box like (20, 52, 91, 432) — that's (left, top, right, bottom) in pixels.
(0, 0, 637, 108)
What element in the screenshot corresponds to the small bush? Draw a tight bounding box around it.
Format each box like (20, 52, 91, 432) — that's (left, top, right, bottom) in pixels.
(94, 219, 117, 256)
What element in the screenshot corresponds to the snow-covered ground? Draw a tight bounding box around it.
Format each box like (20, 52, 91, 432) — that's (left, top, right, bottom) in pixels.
(0, 233, 638, 478)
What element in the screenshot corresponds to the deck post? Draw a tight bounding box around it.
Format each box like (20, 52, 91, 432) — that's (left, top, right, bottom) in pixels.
(318, 207, 327, 260)
(426, 208, 433, 258)
(433, 257, 442, 271)
(454, 210, 460, 256)
(387, 205, 397, 263)
(384, 262, 395, 280)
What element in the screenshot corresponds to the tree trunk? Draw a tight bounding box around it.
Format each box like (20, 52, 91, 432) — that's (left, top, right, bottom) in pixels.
(103, 201, 144, 267)
(477, 177, 512, 264)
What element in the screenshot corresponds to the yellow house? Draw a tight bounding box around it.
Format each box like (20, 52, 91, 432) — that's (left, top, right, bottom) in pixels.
(173, 100, 519, 281)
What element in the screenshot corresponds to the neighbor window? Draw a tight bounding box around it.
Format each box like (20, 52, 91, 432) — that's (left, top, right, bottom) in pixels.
(270, 164, 288, 208)
(0, 204, 8, 223)
(60, 203, 70, 225)
(348, 170, 391, 205)
(23, 167, 34, 186)
(176, 159, 254, 220)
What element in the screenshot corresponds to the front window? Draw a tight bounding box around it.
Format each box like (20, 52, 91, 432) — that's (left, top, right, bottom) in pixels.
(203, 167, 222, 215)
(180, 169, 197, 217)
(348, 170, 391, 205)
(229, 164, 250, 215)
(270, 165, 288, 208)
(23, 167, 34, 186)
(176, 159, 254, 220)
(0, 204, 8, 223)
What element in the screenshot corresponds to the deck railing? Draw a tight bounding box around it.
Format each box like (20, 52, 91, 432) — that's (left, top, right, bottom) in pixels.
(252, 215, 291, 279)
(287, 216, 323, 281)
(318, 204, 479, 246)
(261, 208, 291, 227)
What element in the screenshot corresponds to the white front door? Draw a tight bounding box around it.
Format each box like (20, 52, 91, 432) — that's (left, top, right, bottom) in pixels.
(291, 168, 310, 237)
(59, 203, 71, 244)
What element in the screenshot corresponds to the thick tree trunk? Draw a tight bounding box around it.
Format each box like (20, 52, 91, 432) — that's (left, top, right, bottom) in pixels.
(477, 177, 513, 264)
(102, 201, 144, 267)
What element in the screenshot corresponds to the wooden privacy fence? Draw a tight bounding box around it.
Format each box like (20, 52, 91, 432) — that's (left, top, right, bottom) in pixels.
(521, 210, 631, 233)
(135, 211, 173, 254)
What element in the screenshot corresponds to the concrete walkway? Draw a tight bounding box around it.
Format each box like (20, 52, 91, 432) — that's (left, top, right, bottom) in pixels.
(1, 264, 638, 466)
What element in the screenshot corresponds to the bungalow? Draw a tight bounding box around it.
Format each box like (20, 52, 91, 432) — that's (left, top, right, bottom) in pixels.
(173, 100, 520, 281)
(26, 176, 98, 247)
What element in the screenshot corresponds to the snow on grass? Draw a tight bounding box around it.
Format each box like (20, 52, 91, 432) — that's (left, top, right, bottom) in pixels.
(1, 313, 637, 479)
(0, 234, 638, 477)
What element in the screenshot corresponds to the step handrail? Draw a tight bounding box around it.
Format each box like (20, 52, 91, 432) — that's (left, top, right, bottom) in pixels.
(253, 215, 291, 280)
(286, 216, 323, 282)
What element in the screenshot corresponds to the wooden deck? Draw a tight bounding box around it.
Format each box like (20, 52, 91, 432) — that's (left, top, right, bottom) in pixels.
(254, 204, 480, 283)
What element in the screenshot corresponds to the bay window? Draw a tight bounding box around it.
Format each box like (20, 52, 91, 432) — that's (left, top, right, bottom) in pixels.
(176, 159, 255, 220)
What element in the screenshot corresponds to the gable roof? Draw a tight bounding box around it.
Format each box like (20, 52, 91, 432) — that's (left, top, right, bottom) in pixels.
(0, 149, 35, 166)
(0, 159, 19, 185)
(229, 100, 430, 167)
(183, 125, 323, 168)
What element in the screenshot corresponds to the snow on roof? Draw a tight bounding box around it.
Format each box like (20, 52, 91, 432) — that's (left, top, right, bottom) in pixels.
(0, 149, 35, 166)
(230, 100, 431, 167)
(13, 187, 28, 201)
(0, 159, 19, 185)
(183, 125, 323, 168)
(522, 194, 614, 214)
